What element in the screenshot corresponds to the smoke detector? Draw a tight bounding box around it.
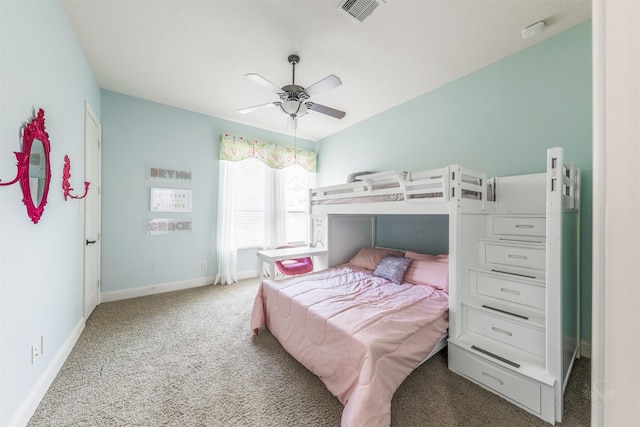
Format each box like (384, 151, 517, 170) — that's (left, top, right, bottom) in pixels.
(337, 0, 385, 24)
(522, 21, 546, 39)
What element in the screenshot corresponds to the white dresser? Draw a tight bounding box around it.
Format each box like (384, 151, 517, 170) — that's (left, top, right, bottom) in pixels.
(448, 148, 581, 424)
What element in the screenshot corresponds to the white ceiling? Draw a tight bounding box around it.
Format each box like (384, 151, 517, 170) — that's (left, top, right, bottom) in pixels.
(62, 0, 591, 142)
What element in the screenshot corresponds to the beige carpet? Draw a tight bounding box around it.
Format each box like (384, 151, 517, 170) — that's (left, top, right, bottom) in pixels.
(29, 278, 591, 426)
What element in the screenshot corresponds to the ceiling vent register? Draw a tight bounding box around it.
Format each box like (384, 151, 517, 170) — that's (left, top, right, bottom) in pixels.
(338, 0, 385, 23)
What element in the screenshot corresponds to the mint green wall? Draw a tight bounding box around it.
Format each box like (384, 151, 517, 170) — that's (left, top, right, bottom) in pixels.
(317, 22, 593, 342)
(0, 1, 100, 425)
(100, 91, 315, 293)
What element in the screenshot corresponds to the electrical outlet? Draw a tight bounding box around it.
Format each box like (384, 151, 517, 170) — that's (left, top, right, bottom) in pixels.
(31, 336, 45, 365)
(31, 340, 41, 364)
(200, 261, 208, 270)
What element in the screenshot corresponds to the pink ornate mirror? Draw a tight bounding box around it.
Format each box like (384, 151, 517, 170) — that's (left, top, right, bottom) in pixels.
(20, 109, 51, 224)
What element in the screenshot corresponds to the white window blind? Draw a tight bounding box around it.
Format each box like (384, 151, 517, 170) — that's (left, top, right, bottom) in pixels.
(232, 160, 314, 249)
(233, 159, 265, 249)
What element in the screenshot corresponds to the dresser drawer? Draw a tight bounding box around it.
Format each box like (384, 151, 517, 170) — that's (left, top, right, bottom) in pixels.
(483, 243, 545, 270)
(473, 272, 545, 310)
(454, 347, 541, 414)
(465, 306, 545, 357)
(493, 216, 546, 238)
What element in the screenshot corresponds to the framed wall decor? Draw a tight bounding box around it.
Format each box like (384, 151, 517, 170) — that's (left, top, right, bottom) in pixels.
(150, 187, 192, 212)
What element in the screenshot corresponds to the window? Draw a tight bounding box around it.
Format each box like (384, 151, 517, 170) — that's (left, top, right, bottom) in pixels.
(233, 159, 266, 249)
(284, 165, 313, 245)
(216, 134, 318, 284)
(233, 159, 314, 249)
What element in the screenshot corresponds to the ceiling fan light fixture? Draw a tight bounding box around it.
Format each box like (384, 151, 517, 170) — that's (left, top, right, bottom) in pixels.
(281, 100, 307, 117)
(240, 54, 345, 128)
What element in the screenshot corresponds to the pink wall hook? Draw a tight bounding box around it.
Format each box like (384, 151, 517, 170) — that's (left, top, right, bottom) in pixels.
(62, 155, 90, 200)
(0, 152, 29, 186)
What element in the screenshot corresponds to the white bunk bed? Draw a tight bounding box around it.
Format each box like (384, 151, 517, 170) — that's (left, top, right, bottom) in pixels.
(310, 166, 495, 215)
(306, 147, 580, 425)
(302, 164, 494, 426)
(308, 165, 497, 345)
(249, 165, 496, 427)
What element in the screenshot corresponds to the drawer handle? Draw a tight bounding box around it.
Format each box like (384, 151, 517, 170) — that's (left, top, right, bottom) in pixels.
(471, 345, 521, 368)
(508, 254, 528, 260)
(481, 371, 505, 386)
(491, 326, 513, 336)
(482, 305, 529, 320)
(491, 269, 536, 279)
(500, 287, 521, 295)
(498, 238, 543, 244)
(515, 224, 534, 229)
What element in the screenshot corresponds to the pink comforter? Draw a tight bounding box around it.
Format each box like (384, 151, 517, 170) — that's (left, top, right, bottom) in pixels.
(251, 265, 449, 427)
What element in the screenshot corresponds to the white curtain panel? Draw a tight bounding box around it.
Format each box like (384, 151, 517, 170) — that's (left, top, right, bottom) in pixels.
(270, 167, 288, 248)
(262, 167, 289, 277)
(214, 160, 238, 285)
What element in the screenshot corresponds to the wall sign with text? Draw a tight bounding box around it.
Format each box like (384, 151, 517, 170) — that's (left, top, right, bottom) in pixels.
(146, 218, 193, 235)
(149, 165, 192, 181)
(150, 187, 192, 212)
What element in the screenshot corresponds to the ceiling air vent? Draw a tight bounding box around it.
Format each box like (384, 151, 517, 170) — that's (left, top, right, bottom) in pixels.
(337, 0, 385, 24)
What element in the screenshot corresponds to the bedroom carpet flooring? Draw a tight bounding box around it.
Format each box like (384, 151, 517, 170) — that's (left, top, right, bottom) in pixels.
(28, 278, 591, 427)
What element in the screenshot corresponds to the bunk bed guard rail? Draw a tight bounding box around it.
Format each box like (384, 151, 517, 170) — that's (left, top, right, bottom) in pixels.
(309, 166, 496, 208)
(548, 148, 580, 211)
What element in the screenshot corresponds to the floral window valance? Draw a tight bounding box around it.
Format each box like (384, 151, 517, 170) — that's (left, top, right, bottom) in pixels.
(219, 134, 317, 173)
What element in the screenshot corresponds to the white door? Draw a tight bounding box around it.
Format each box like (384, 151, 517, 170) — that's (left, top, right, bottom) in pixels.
(84, 101, 101, 318)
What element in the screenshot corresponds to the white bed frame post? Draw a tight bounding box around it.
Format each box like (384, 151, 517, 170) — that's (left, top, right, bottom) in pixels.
(448, 165, 463, 338)
(546, 148, 564, 420)
(546, 147, 581, 422)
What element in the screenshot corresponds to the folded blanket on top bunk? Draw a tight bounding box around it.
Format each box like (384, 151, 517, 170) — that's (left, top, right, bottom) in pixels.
(251, 248, 450, 427)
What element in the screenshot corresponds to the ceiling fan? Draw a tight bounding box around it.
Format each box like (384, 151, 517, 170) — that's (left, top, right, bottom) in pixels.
(239, 54, 346, 130)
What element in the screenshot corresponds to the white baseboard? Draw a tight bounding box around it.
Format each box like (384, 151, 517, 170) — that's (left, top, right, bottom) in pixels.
(237, 270, 259, 281)
(101, 276, 215, 302)
(580, 339, 592, 359)
(9, 318, 85, 427)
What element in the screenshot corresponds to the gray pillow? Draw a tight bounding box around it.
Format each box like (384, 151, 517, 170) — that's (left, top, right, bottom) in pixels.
(373, 254, 413, 285)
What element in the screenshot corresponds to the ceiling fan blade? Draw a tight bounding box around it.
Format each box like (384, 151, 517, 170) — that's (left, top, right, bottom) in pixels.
(305, 75, 342, 97)
(245, 73, 282, 93)
(238, 102, 281, 114)
(287, 116, 297, 131)
(306, 102, 346, 119)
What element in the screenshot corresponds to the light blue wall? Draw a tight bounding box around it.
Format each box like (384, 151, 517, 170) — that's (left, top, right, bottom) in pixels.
(0, 1, 100, 425)
(100, 91, 315, 292)
(317, 22, 592, 341)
